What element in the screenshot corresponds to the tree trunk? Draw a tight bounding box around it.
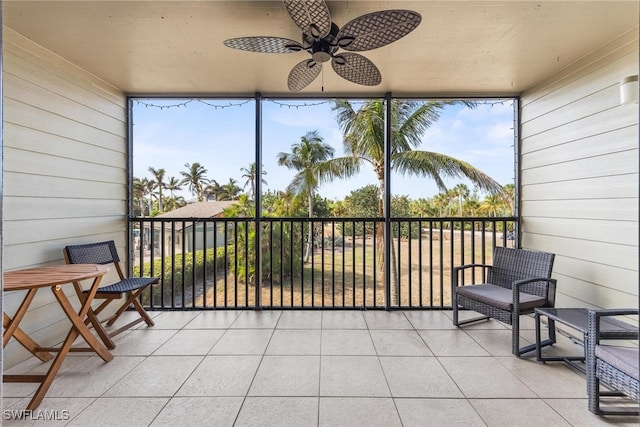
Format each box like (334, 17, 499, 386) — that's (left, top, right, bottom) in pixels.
(303, 192, 314, 263)
(376, 177, 400, 306)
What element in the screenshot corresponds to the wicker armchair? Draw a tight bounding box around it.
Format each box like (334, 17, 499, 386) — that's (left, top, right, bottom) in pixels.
(587, 309, 639, 416)
(452, 246, 557, 356)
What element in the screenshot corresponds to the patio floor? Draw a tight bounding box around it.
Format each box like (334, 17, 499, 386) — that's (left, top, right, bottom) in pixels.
(3, 310, 639, 426)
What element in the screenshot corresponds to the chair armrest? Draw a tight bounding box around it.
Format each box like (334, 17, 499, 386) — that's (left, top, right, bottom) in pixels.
(511, 277, 558, 310)
(587, 309, 639, 345)
(452, 263, 492, 287)
(512, 277, 557, 288)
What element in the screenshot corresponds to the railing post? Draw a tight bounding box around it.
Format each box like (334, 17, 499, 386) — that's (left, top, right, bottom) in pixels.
(384, 92, 392, 309)
(255, 92, 262, 309)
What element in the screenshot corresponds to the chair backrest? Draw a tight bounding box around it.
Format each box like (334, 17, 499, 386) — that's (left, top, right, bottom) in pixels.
(488, 247, 555, 297)
(64, 240, 125, 279)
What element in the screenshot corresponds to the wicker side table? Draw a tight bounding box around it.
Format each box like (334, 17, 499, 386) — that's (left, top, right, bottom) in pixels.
(534, 307, 638, 373)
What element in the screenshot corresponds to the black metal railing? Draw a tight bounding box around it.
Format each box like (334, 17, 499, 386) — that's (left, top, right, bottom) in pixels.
(129, 216, 516, 310)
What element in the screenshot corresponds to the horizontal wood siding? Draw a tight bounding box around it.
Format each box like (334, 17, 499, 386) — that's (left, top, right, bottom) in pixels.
(520, 28, 639, 310)
(3, 29, 127, 368)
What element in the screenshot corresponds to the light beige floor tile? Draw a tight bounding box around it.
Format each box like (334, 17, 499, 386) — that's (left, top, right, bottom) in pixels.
(46, 355, 145, 397)
(544, 399, 640, 426)
(381, 356, 462, 398)
(176, 355, 262, 396)
(111, 329, 179, 356)
(403, 310, 459, 329)
(526, 329, 586, 360)
(183, 310, 242, 329)
(146, 311, 201, 329)
(67, 397, 169, 426)
(277, 310, 323, 329)
(2, 397, 94, 427)
(319, 397, 402, 427)
(439, 357, 536, 398)
(104, 355, 202, 397)
(364, 311, 413, 329)
(443, 310, 508, 329)
(230, 310, 281, 329)
(266, 329, 321, 355)
(110, 310, 161, 334)
(249, 355, 320, 396)
(418, 330, 490, 356)
(320, 355, 390, 397)
(496, 356, 587, 398)
(153, 329, 224, 355)
(519, 313, 538, 329)
(465, 329, 531, 356)
(322, 310, 367, 329)
(150, 396, 243, 426)
(395, 398, 487, 427)
(2, 357, 65, 398)
(209, 329, 273, 354)
(234, 397, 318, 427)
(469, 398, 571, 426)
(321, 329, 376, 355)
(370, 330, 433, 356)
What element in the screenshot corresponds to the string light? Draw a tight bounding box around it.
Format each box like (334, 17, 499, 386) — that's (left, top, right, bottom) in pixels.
(134, 98, 511, 110)
(135, 99, 251, 109)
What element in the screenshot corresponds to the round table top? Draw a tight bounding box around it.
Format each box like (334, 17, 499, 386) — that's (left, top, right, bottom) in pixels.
(3, 264, 109, 291)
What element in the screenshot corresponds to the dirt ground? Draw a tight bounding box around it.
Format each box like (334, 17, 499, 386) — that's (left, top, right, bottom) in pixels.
(185, 229, 509, 309)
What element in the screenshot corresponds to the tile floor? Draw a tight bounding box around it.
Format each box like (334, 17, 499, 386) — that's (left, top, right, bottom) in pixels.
(3, 310, 639, 426)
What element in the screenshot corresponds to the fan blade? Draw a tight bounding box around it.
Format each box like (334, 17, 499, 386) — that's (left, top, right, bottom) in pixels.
(336, 10, 421, 52)
(223, 36, 304, 54)
(283, 0, 331, 39)
(288, 59, 322, 91)
(331, 53, 381, 86)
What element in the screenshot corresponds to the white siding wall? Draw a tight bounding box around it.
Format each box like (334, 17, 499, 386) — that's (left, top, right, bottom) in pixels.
(520, 28, 639, 309)
(3, 28, 128, 368)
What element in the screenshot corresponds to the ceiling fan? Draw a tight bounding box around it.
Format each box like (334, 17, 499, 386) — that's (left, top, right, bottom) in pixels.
(223, 0, 422, 91)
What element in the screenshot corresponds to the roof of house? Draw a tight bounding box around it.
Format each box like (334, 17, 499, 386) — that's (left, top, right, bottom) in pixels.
(156, 201, 238, 219)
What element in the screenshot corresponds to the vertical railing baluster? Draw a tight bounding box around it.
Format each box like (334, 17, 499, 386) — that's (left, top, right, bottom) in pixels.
(418, 219, 423, 308)
(321, 220, 325, 308)
(213, 219, 218, 308)
(352, 220, 356, 307)
(245, 219, 250, 308)
(362, 222, 366, 307)
(331, 220, 335, 308)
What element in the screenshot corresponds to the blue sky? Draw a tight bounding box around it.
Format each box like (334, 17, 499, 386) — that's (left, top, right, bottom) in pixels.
(132, 98, 515, 201)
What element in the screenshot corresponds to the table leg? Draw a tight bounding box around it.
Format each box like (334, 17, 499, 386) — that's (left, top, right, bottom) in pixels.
(51, 284, 113, 363)
(25, 281, 116, 409)
(3, 292, 53, 362)
(535, 311, 542, 362)
(26, 321, 82, 410)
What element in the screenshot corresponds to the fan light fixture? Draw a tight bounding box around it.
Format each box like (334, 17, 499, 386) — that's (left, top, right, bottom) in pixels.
(223, 0, 421, 92)
(620, 75, 638, 105)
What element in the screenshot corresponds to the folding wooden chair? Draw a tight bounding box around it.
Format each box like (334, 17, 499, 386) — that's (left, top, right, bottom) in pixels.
(64, 240, 158, 348)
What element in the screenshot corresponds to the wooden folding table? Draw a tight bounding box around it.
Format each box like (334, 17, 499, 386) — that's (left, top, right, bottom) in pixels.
(3, 264, 113, 410)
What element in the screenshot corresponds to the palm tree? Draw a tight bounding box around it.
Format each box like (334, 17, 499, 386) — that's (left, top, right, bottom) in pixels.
(165, 176, 183, 211)
(142, 178, 157, 215)
(132, 177, 147, 216)
(180, 162, 209, 201)
(221, 178, 242, 200)
(148, 167, 166, 212)
(277, 130, 335, 262)
(204, 179, 224, 201)
(240, 162, 267, 200)
(328, 99, 503, 303)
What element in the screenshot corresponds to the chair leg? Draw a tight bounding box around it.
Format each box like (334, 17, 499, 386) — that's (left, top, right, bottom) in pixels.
(106, 289, 153, 327)
(452, 296, 459, 326)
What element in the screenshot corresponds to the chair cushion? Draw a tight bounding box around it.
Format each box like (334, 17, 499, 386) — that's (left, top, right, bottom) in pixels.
(596, 345, 640, 381)
(84, 277, 158, 294)
(456, 284, 546, 311)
